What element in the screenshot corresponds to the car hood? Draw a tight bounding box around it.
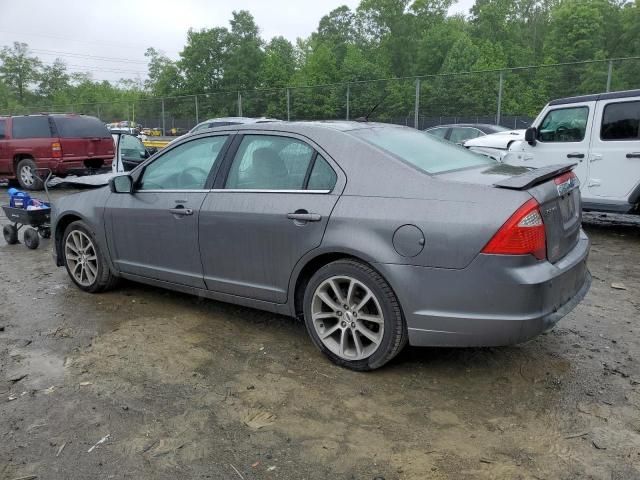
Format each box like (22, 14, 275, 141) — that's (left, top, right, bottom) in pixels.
(464, 129, 525, 149)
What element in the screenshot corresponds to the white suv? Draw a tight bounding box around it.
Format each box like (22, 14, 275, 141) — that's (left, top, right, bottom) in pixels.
(499, 89, 640, 214)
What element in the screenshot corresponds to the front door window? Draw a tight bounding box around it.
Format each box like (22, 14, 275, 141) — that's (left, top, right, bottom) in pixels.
(140, 136, 228, 190)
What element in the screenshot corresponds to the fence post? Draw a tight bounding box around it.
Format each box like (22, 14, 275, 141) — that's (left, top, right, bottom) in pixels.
(497, 71, 504, 126)
(606, 60, 613, 92)
(161, 98, 166, 136)
(97, 104, 101, 120)
(237, 91, 243, 116)
(195, 95, 199, 124)
(346, 84, 350, 121)
(414, 79, 420, 129)
(286, 88, 291, 121)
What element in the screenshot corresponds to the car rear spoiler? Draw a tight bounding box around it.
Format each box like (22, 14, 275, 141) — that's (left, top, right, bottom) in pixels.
(493, 163, 577, 190)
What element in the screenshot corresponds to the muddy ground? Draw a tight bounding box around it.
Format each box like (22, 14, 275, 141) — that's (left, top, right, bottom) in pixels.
(1, 187, 640, 480)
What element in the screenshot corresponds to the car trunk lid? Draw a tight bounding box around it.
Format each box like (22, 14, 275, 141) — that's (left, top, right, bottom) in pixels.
(439, 163, 582, 263)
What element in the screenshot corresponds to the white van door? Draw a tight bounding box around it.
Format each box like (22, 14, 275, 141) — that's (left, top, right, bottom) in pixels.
(587, 99, 640, 200)
(507, 103, 594, 186)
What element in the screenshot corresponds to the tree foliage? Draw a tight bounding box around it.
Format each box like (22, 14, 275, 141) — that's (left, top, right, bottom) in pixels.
(1, 2, 639, 124)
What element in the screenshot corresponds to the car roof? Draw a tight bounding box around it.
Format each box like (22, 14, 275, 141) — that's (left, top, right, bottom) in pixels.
(425, 123, 504, 132)
(189, 120, 392, 136)
(549, 88, 640, 106)
(197, 117, 279, 124)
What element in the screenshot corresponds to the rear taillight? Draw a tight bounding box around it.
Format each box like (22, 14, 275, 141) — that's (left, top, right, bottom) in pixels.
(51, 142, 62, 159)
(554, 171, 577, 185)
(482, 199, 546, 260)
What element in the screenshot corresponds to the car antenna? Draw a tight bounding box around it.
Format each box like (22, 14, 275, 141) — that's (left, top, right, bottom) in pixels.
(355, 93, 388, 122)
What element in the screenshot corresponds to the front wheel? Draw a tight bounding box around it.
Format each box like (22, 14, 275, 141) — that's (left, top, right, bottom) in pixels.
(62, 221, 118, 293)
(303, 259, 407, 371)
(23, 228, 40, 249)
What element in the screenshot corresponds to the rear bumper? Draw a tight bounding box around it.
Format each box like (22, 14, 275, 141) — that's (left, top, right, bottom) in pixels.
(46, 158, 113, 176)
(376, 230, 591, 347)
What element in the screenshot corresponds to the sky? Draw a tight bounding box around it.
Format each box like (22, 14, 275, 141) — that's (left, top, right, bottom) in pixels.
(0, 0, 475, 83)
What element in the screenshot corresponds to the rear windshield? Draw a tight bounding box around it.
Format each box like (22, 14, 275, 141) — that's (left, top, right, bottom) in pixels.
(52, 116, 111, 138)
(352, 126, 496, 174)
(12, 116, 53, 138)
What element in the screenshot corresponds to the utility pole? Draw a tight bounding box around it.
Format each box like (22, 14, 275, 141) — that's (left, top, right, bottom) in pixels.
(346, 84, 350, 121)
(286, 88, 291, 121)
(497, 71, 504, 126)
(414, 79, 420, 129)
(161, 98, 166, 136)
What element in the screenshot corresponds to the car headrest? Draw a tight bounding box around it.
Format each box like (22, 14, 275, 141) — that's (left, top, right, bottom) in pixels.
(252, 147, 287, 178)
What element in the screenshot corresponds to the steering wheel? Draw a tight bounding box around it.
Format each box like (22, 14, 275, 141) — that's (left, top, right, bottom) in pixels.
(178, 166, 209, 188)
(556, 125, 570, 141)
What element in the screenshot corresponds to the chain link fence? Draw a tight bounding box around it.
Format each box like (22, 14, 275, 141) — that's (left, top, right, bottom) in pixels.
(3, 57, 639, 134)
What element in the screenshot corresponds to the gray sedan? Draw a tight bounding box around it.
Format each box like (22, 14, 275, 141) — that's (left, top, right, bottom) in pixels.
(51, 122, 591, 370)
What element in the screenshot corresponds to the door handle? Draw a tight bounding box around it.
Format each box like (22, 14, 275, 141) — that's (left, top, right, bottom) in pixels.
(566, 153, 585, 159)
(287, 212, 322, 222)
(626, 152, 640, 159)
(169, 206, 194, 216)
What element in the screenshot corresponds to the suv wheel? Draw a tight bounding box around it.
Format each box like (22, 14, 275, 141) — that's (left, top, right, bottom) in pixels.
(303, 259, 407, 371)
(16, 158, 43, 191)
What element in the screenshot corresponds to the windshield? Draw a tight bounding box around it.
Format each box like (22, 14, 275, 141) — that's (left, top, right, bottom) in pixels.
(352, 126, 496, 174)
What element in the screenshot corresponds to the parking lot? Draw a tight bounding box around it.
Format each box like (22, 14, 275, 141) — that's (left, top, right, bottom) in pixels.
(1, 187, 639, 480)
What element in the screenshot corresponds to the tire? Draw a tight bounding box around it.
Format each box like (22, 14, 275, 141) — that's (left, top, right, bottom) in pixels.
(303, 259, 407, 371)
(38, 227, 51, 239)
(62, 220, 118, 293)
(23, 228, 40, 249)
(3, 224, 18, 245)
(16, 158, 44, 191)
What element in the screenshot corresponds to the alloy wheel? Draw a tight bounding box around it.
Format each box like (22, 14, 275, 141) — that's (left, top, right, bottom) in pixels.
(311, 275, 384, 361)
(20, 164, 34, 187)
(65, 230, 99, 287)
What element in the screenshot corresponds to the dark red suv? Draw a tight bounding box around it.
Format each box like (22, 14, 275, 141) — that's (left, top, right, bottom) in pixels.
(0, 114, 114, 190)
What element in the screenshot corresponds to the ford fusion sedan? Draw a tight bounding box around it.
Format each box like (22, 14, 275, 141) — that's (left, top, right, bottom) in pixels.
(51, 122, 591, 371)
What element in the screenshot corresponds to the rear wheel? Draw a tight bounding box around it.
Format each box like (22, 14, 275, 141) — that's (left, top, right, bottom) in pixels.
(3, 224, 18, 245)
(23, 228, 40, 249)
(303, 259, 407, 371)
(63, 221, 118, 293)
(16, 158, 43, 191)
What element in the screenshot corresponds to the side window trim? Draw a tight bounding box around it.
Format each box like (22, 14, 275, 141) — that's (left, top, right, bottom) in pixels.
(537, 106, 590, 143)
(600, 100, 640, 142)
(302, 151, 319, 189)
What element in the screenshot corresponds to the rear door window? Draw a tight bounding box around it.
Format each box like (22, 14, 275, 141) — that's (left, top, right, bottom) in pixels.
(425, 127, 448, 139)
(11, 116, 52, 138)
(225, 135, 314, 190)
(449, 127, 482, 143)
(601, 101, 640, 140)
(52, 116, 111, 138)
(0, 119, 5, 138)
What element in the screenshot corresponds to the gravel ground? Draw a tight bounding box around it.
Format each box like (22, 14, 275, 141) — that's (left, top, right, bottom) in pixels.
(1, 187, 639, 480)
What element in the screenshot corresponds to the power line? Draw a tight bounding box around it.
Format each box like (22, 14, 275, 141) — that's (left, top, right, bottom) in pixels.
(32, 48, 148, 65)
(0, 29, 180, 56)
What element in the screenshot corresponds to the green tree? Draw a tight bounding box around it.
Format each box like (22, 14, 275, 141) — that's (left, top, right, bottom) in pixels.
(0, 42, 41, 103)
(37, 58, 70, 99)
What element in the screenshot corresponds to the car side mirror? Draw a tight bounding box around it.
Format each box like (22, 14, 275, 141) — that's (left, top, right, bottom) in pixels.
(525, 127, 537, 146)
(141, 150, 149, 159)
(109, 175, 133, 194)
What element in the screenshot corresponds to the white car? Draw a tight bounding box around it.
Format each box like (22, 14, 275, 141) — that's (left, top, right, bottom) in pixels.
(501, 89, 640, 214)
(464, 129, 526, 159)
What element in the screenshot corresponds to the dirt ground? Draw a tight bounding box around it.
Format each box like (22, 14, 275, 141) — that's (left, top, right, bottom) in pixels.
(1, 186, 640, 480)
